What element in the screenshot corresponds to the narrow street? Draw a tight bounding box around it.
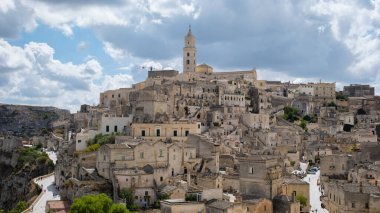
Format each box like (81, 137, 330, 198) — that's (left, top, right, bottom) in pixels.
(303, 170, 329, 213)
(30, 150, 60, 213)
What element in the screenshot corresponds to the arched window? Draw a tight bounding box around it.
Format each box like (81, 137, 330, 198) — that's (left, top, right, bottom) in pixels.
(187, 52, 190, 56)
(186, 60, 190, 65)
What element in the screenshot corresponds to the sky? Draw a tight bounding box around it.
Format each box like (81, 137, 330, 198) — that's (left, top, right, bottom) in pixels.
(0, 0, 380, 112)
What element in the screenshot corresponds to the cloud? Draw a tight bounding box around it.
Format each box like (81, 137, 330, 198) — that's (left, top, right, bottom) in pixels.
(0, 40, 133, 112)
(103, 42, 125, 61)
(0, 0, 36, 38)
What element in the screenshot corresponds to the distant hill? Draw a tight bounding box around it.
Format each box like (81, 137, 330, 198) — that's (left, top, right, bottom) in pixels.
(0, 104, 72, 137)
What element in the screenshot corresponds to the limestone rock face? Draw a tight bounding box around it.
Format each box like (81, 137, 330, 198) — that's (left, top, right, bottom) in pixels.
(0, 104, 72, 137)
(0, 148, 54, 211)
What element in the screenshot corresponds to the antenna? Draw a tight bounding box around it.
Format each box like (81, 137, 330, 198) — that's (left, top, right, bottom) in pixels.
(141, 66, 155, 71)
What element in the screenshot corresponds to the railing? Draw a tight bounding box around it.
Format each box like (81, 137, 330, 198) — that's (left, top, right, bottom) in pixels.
(21, 172, 55, 213)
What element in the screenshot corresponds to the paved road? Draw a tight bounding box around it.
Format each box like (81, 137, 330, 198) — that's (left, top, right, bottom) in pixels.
(303, 170, 329, 213)
(30, 151, 60, 213)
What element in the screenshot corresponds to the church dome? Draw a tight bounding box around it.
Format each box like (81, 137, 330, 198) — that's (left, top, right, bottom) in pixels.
(196, 64, 213, 74)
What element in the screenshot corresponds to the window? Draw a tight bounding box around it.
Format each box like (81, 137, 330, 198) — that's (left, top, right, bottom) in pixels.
(352, 202, 355, 208)
(112, 94, 114, 98)
(114, 126, 118, 132)
(160, 176, 163, 182)
(159, 149, 163, 157)
(249, 167, 254, 174)
(156, 129, 160, 136)
(173, 130, 178, 137)
(365, 203, 369, 209)
(118, 94, 120, 97)
(187, 52, 190, 56)
(185, 130, 189, 136)
(141, 130, 145, 136)
(78, 140, 81, 143)
(140, 152, 144, 159)
(145, 191, 149, 196)
(106, 125, 109, 132)
(104, 155, 106, 161)
(198, 124, 200, 129)
(187, 60, 190, 65)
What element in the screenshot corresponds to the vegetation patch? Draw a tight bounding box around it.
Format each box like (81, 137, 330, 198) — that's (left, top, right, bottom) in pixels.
(70, 193, 130, 213)
(18, 147, 52, 167)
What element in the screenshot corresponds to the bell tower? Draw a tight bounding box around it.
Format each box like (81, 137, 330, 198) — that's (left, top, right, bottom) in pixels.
(183, 25, 196, 72)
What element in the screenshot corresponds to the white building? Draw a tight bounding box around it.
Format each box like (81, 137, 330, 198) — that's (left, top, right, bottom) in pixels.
(75, 129, 99, 151)
(101, 114, 133, 135)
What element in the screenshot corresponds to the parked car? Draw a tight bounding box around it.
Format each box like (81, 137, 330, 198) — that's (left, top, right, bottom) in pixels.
(307, 169, 317, 174)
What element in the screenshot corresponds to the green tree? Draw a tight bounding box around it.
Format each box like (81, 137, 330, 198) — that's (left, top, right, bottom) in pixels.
(119, 188, 136, 211)
(109, 204, 130, 213)
(299, 120, 308, 131)
(9, 201, 28, 213)
(282, 106, 300, 122)
(296, 194, 307, 207)
(70, 193, 129, 213)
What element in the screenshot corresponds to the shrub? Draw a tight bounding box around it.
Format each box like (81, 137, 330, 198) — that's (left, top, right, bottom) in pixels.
(296, 195, 307, 207)
(185, 194, 197, 201)
(70, 193, 130, 213)
(85, 144, 101, 152)
(8, 201, 28, 213)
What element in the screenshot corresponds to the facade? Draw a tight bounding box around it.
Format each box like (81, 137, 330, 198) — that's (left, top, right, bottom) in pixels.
(131, 122, 201, 142)
(239, 155, 284, 199)
(282, 179, 310, 212)
(100, 114, 133, 135)
(75, 129, 99, 151)
(160, 199, 206, 213)
(343, 84, 375, 97)
(148, 70, 179, 79)
(320, 154, 354, 177)
(322, 181, 380, 213)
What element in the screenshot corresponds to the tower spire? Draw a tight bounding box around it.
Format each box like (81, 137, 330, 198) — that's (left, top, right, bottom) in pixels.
(187, 24, 192, 36)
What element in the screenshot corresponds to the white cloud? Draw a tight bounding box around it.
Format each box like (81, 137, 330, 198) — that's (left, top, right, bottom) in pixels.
(0, 40, 134, 112)
(309, 0, 380, 79)
(0, 0, 15, 13)
(103, 42, 125, 61)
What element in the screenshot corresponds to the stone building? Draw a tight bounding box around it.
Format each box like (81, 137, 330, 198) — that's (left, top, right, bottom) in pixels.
(343, 84, 375, 97)
(131, 121, 201, 142)
(282, 178, 310, 212)
(75, 128, 99, 151)
(160, 199, 206, 213)
(320, 154, 354, 177)
(322, 181, 380, 213)
(239, 155, 284, 199)
(148, 69, 179, 79)
(100, 113, 133, 135)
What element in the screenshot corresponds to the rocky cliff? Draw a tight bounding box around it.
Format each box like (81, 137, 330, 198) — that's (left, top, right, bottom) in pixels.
(0, 104, 72, 137)
(0, 104, 72, 211)
(0, 142, 54, 211)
